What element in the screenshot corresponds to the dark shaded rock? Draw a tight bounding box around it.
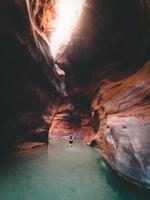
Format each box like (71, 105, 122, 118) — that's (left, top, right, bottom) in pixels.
(144, 93, 150, 101)
(0, 2, 150, 191)
(89, 139, 97, 147)
(0, 0, 64, 154)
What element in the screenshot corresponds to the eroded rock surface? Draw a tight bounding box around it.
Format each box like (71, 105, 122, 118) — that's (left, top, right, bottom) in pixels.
(49, 98, 95, 142)
(0, 0, 150, 190)
(91, 61, 150, 187)
(0, 0, 64, 154)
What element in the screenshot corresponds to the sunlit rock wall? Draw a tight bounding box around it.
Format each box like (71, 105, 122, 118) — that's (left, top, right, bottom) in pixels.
(91, 61, 150, 188)
(49, 98, 94, 142)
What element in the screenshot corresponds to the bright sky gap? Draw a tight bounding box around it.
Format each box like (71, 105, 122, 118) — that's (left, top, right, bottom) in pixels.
(49, 0, 85, 58)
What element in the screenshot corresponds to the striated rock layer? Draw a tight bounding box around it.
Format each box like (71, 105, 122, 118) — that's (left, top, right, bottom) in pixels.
(49, 98, 95, 142)
(0, 0, 64, 154)
(0, 0, 150, 190)
(91, 61, 150, 188)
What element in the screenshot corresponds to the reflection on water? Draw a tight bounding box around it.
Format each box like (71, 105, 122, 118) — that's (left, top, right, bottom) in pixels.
(0, 141, 150, 200)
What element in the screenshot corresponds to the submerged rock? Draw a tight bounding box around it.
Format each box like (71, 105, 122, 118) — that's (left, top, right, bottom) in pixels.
(13, 142, 47, 154)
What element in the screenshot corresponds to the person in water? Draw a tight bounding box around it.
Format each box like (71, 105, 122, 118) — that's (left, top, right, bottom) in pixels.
(68, 135, 74, 147)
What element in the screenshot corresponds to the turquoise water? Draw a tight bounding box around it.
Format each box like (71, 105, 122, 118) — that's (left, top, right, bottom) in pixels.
(0, 141, 150, 200)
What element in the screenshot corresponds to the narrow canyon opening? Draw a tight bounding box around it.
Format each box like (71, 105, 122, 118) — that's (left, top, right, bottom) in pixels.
(0, 0, 150, 198)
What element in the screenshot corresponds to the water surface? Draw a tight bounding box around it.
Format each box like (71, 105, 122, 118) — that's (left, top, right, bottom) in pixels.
(0, 141, 150, 200)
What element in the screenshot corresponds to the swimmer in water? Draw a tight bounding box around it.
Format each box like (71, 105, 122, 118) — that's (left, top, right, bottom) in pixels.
(68, 135, 74, 147)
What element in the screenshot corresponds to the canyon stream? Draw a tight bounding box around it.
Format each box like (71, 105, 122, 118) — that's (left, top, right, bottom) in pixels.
(0, 141, 150, 200)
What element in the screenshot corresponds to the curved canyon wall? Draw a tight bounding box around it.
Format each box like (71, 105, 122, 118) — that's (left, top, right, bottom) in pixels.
(49, 94, 94, 142)
(91, 61, 150, 188)
(0, 0, 149, 189)
(0, 0, 64, 154)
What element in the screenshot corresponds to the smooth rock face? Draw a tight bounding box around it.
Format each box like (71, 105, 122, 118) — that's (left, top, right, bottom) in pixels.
(104, 116, 150, 187)
(91, 61, 150, 187)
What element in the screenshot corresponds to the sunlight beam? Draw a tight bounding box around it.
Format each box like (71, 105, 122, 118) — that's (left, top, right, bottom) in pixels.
(49, 0, 85, 58)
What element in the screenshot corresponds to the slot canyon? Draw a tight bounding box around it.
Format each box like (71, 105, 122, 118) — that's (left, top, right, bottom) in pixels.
(0, 0, 150, 199)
